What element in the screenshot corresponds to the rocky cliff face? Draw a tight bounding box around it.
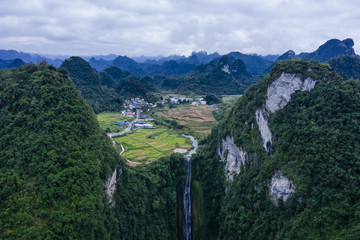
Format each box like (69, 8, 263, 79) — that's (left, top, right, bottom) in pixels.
(195, 59, 360, 239)
(255, 107, 272, 152)
(218, 135, 247, 182)
(105, 168, 122, 207)
(265, 73, 317, 113)
(270, 171, 296, 205)
(256, 73, 318, 152)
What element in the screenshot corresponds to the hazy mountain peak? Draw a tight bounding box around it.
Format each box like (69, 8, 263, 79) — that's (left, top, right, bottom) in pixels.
(277, 50, 296, 61)
(298, 38, 356, 62)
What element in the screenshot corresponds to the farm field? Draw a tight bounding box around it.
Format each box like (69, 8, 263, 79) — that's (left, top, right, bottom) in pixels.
(114, 127, 192, 163)
(97, 112, 134, 133)
(155, 105, 217, 138)
(221, 94, 242, 104)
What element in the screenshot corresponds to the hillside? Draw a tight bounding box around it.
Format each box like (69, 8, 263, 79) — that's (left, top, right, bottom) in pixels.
(0, 58, 25, 69)
(193, 59, 360, 239)
(158, 56, 256, 95)
(0, 49, 63, 67)
(298, 38, 356, 62)
(101, 66, 158, 102)
(0, 63, 187, 240)
(60, 57, 123, 113)
(227, 52, 274, 75)
(329, 55, 360, 80)
(0, 63, 123, 239)
(88, 51, 221, 76)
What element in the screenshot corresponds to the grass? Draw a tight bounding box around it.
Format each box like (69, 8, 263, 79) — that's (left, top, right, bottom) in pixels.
(114, 127, 193, 163)
(96, 112, 134, 133)
(155, 105, 217, 139)
(221, 95, 242, 104)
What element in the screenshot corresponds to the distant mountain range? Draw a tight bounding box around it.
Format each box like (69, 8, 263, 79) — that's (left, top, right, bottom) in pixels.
(0, 58, 25, 69)
(278, 38, 356, 61)
(1, 38, 359, 103)
(0, 49, 63, 67)
(154, 55, 256, 95)
(87, 51, 221, 76)
(1, 38, 357, 75)
(60, 57, 159, 113)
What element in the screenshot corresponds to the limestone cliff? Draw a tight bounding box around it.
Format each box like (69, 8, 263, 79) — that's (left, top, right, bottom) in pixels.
(105, 168, 122, 207)
(218, 135, 247, 182)
(196, 59, 360, 239)
(269, 171, 295, 205)
(256, 73, 318, 152)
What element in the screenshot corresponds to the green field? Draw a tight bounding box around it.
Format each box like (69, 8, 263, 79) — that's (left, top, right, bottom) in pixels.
(97, 112, 134, 133)
(221, 95, 242, 104)
(114, 127, 192, 163)
(155, 105, 217, 139)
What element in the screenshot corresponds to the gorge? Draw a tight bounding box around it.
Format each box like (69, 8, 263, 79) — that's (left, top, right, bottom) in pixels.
(182, 134, 198, 240)
(2, 46, 360, 240)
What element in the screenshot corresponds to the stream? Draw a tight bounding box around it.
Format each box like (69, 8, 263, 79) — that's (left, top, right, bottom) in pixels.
(182, 134, 198, 240)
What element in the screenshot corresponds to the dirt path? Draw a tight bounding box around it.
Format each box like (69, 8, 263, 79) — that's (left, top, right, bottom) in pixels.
(107, 113, 144, 166)
(117, 142, 142, 166)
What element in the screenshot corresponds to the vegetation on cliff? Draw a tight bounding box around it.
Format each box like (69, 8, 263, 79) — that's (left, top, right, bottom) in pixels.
(0, 63, 185, 240)
(194, 59, 360, 239)
(329, 55, 360, 80)
(60, 57, 123, 114)
(0, 63, 122, 239)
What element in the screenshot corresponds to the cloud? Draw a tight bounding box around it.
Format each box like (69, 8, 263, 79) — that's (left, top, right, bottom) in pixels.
(0, 0, 359, 56)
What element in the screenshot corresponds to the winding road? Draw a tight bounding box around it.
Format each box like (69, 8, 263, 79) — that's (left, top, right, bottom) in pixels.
(108, 109, 197, 167)
(107, 109, 145, 166)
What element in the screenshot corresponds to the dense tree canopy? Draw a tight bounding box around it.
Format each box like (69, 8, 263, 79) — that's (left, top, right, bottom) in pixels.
(329, 55, 360, 80)
(194, 59, 360, 239)
(0, 63, 122, 239)
(0, 63, 187, 240)
(60, 57, 123, 114)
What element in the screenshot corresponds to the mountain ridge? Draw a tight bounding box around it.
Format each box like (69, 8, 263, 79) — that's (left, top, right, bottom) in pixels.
(194, 59, 360, 239)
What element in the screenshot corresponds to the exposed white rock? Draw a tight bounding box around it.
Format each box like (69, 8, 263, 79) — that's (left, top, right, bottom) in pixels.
(218, 135, 247, 181)
(302, 77, 317, 91)
(266, 73, 317, 113)
(221, 64, 230, 74)
(270, 171, 295, 205)
(256, 73, 318, 152)
(255, 107, 272, 152)
(105, 168, 121, 207)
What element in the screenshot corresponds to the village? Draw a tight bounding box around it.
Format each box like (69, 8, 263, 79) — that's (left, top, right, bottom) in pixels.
(118, 95, 210, 131)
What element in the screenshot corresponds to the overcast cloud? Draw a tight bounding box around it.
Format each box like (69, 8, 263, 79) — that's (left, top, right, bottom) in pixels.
(0, 0, 359, 57)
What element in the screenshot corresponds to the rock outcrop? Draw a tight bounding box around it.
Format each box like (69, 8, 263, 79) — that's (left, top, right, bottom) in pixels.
(218, 135, 247, 182)
(255, 107, 272, 152)
(221, 64, 230, 74)
(270, 171, 295, 205)
(105, 168, 122, 207)
(256, 73, 318, 152)
(266, 73, 317, 113)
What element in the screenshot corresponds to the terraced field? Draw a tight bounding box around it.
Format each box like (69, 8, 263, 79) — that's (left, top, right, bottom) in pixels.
(114, 127, 192, 163)
(155, 105, 217, 138)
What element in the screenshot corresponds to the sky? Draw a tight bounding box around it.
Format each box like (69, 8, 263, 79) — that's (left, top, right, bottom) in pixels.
(0, 0, 359, 57)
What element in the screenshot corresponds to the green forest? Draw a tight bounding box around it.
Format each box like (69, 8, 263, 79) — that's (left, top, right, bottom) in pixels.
(1, 56, 360, 240)
(193, 59, 360, 239)
(0, 63, 187, 239)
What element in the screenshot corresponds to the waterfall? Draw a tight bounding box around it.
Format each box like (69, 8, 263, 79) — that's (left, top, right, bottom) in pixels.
(183, 157, 192, 240)
(181, 134, 197, 240)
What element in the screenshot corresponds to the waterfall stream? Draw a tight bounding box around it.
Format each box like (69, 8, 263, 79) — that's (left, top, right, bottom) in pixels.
(183, 157, 192, 240)
(181, 134, 198, 240)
